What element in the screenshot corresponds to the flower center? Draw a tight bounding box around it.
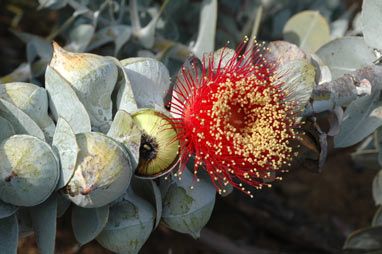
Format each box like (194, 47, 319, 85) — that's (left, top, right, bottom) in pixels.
(226, 104, 246, 130)
(139, 133, 158, 162)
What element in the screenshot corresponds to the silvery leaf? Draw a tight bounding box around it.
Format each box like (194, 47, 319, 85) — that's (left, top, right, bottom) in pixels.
(107, 110, 141, 170)
(72, 204, 109, 245)
(52, 117, 79, 189)
(45, 66, 91, 134)
(120, 57, 171, 111)
(0, 214, 18, 254)
(64, 132, 132, 208)
(0, 135, 59, 207)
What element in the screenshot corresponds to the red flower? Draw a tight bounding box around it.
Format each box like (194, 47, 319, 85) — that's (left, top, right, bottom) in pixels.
(169, 39, 299, 196)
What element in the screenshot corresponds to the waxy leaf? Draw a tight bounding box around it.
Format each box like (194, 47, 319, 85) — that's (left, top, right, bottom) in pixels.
(110, 57, 138, 114)
(57, 193, 71, 217)
(96, 188, 155, 254)
(362, 0, 382, 49)
(310, 53, 332, 85)
(283, 11, 330, 56)
(11, 30, 52, 61)
(0, 98, 45, 140)
(17, 208, 33, 238)
(29, 193, 57, 254)
(0, 116, 15, 142)
(52, 117, 79, 189)
(107, 110, 141, 170)
(50, 43, 118, 132)
(120, 58, 171, 111)
(317, 37, 375, 79)
(66, 24, 95, 53)
(372, 206, 382, 226)
(0, 214, 18, 254)
(72, 204, 109, 245)
(0, 135, 59, 206)
(87, 25, 132, 55)
(0, 82, 55, 142)
(160, 168, 216, 239)
(0, 62, 31, 84)
(344, 226, 382, 249)
(64, 132, 132, 208)
(45, 66, 91, 134)
(334, 91, 382, 148)
(38, 0, 68, 9)
(131, 178, 162, 228)
(192, 0, 217, 58)
(0, 199, 18, 219)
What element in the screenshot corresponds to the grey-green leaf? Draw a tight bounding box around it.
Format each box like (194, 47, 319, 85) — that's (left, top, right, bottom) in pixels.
(344, 226, 382, 249)
(87, 25, 132, 55)
(50, 44, 118, 133)
(64, 132, 132, 208)
(0, 200, 18, 219)
(11, 30, 52, 61)
(29, 193, 57, 254)
(192, 0, 217, 58)
(160, 168, 216, 239)
(334, 91, 382, 148)
(96, 188, 155, 254)
(0, 214, 18, 254)
(38, 0, 68, 9)
(66, 24, 95, 53)
(362, 0, 382, 49)
(0, 98, 45, 140)
(0, 135, 59, 206)
(107, 110, 141, 170)
(52, 116, 79, 189)
(282, 10, 330, 56)
(57, 193, 71, 217)
(373, 170, 382, 205)
(131, 178, 162, 228)
(372, 206, 382, 226)
(45, 66, 91, 134)
(310, 53, 332, 85)
(316, 37, 375, 79)
(0, 116, 15, 142)
(109, 57, 138, 114)
(72, 204, 109, 245)
(0, 82, 55, 143)
(0, 62, 31, 84)
(17, 208, 34, 238)
(120, 58, 171, 111)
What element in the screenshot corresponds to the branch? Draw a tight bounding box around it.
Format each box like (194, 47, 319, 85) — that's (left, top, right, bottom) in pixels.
(302, 65, 382, 116)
